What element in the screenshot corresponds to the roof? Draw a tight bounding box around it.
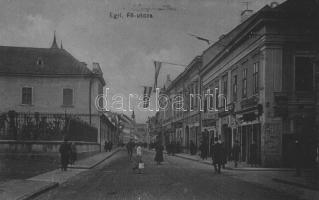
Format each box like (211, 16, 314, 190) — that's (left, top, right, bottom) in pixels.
(166, 56, 202, 92)
(0, 46, 93, 76)
(202, 0, 319, 72)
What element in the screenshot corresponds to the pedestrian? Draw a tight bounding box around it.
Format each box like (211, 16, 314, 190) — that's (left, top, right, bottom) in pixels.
(212, 137, 223, 174)
(104, 140, 109, 152)
(249, 141, 258, 167)
(200, 141, 208, 160)
(108, 141, 113, 152)
(154, 141, 164, 165)
(171, 141, 176, 155)
(166, 143, 170, 155)
(232, 140, 240, 168)
(221, 142, 227, 169)
(133, 143, 143, 173)
(199, 141, 204, 159)
(294, 139, 303, 176)
(168, 142, 173, 155)
(190, 140, 196, 155)
(70, 142, 77, 165)
(59, 138, 71, 171)
(126, 139, 134, 161)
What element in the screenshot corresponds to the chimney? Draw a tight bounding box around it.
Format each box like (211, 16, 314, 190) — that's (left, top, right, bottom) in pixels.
(270, 2, 279, 8)
(240, 9, 254, 23)
(92, 62, 102, 74)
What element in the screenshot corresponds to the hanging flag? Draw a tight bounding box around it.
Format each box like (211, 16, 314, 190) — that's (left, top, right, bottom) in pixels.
(153, 61, 162, 92)
(187, 33, 211, 45)
(143, 86, 152, 108)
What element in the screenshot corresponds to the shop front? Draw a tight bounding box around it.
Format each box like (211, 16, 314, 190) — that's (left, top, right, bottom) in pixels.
(236, 96, 263, 165)
(202, 118, 217, 156)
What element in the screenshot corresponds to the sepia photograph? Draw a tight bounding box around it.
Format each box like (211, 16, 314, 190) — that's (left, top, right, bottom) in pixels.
(0, 0, 318, 199)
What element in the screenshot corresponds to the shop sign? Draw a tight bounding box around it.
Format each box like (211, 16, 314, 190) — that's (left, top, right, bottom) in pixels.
(174, 122, 183, 128)
(241, 96, 258, 109)
(241, 112, 257, 122)
(203, 119, 216, 127)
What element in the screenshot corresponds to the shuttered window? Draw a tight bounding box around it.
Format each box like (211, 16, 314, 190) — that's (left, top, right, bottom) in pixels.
(63, 88, 73, 106)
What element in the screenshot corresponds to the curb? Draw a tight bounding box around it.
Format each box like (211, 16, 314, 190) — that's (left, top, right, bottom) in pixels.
(20, 182, 59, 200)
(68, 148, 121, 169)
(89, 149, 122, 169)
(18, 149, 121, 199)
(173, 154, 294, 172)
(272, 178, 319, 191)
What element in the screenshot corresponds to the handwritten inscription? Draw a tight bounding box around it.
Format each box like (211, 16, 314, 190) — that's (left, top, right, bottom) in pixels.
(109, 11, 153, 19)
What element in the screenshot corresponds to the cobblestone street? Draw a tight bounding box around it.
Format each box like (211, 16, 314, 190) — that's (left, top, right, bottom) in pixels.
(34, 150, 314, 200)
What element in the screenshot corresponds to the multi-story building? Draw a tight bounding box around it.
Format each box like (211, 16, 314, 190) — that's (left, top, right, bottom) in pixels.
(159, 56, 202, 152)
(201, 0, 319, 167)
(0, 34, 116, 145)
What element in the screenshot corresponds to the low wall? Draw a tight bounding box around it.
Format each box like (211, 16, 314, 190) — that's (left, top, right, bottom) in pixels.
(0, 140, 101, 155)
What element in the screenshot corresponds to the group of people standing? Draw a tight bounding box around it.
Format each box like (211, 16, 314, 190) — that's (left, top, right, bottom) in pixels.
(166, 141, 181, 155)
(104, 140, 113, 152)
(59, 139, 77, 171)
(126, 139, 164, 172)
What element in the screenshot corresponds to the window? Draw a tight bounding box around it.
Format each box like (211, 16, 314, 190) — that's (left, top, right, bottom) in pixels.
(242, 68, 247, 98)
(233, 75, 237, 101)
(222, 75, 227, 106)
(253, 62, 259, 94)
(63, 88, 73, 106)
(22, 87, 32, 105)
(194, 82, 198, 108)
(36, 58, 43, 66)
(295, 56, 313, 91)
(215, 87, 219, 108)
(209, 88, 214, 110)
(190, 84, 194, 110)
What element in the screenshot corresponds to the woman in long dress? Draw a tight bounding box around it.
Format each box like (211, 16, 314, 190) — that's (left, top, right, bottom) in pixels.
(154, 142, 164, 165)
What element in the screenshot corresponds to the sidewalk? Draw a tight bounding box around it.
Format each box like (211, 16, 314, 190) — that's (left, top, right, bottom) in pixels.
(0, 148, 121, 200)
(166, 151, 319, 191)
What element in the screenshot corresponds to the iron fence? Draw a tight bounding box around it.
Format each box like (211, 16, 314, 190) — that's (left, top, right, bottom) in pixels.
(0, 111, 97, 142)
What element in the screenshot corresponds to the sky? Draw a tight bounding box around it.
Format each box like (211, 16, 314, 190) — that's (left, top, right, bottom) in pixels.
(0, 0, 285, 123)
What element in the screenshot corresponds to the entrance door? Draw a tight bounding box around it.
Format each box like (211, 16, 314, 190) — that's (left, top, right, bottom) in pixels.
(222, 125, 232, 160)
(241, 126, 247, 162)
(185, 126, 189, 149)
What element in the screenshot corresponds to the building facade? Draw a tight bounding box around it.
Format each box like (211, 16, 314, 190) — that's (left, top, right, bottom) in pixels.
(158, 56, 202, 152)
(0, 35, 116, 145)
(201, 0, 319, 167)
(155, 0, 319, 167)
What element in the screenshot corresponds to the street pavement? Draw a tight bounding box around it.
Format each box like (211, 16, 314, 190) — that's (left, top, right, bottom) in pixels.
(34, 150, 318, 200)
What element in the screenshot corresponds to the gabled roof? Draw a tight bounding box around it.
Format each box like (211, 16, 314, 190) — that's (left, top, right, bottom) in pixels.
(0, 46, 93, 76)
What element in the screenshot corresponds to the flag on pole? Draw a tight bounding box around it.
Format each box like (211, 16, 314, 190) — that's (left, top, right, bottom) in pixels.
(153, 61, 162, 92)
(187, 33, 211, 45)
(143, 86, 152, 108)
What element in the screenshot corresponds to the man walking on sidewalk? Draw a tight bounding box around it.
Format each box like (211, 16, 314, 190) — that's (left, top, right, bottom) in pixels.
(212, 137, 223, 174)
(127, 139, 134, 161)
(59, 138, 71, 171)
(232, 140, 240, 168)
